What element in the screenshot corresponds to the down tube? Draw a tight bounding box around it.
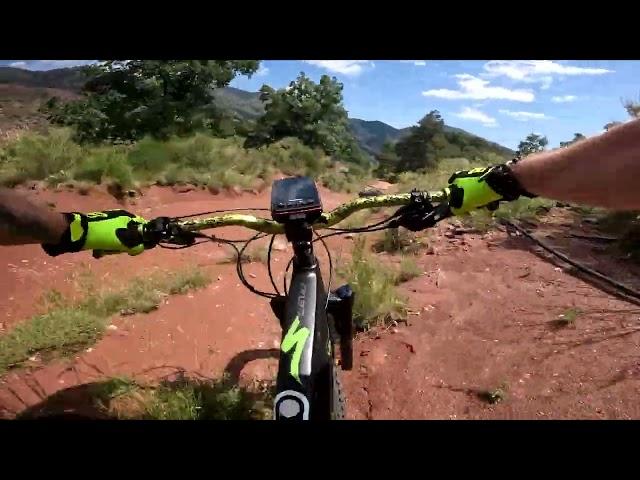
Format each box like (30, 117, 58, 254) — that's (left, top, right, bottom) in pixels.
(273, 264, 331, 420)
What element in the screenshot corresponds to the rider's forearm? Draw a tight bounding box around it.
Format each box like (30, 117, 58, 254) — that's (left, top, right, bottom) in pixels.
(0, 188, 68, 245)
(511, 118, 640, 210)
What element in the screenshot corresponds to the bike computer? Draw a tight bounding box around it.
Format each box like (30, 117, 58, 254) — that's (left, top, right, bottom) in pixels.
(271, 176, 323, 224)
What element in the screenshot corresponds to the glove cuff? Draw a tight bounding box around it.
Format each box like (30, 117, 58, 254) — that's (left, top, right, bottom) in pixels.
(41, 212, 88, 257)
(485, 163, 537, 201)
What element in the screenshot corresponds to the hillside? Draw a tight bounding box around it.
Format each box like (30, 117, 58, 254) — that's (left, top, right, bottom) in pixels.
(0, 66, 514, 158)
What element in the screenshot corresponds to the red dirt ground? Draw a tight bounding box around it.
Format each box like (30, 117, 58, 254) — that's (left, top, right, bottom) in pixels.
(1, 185, 640, 419)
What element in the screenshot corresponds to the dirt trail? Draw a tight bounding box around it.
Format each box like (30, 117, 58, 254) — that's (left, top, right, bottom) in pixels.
(2, 186, 640, 419)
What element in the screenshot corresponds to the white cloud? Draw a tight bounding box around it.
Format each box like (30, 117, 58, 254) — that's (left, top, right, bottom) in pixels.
(455, 107, 498, 127)
(551, 95, 578, 103)
(256, 65, 269, 77)
(7, 60, 97, 71)
(483, 60, 613, 88)
(303, 60, 373, 76)
(499, 109, 551, 121)
(423, 74, 534, 102)
(400, 60, 427, 66)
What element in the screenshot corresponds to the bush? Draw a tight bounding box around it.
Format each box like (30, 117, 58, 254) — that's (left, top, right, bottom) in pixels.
(373, 228, 425, 254)
(127, 136, 173, 176)
(395, 256, 422, 284)
(337, 238, 407, 329)
(0, 128, 82, 184)
(75, 148, 133, 188)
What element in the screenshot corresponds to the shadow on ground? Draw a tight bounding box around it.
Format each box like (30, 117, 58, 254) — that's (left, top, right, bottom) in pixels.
(14, 348, 280, 420)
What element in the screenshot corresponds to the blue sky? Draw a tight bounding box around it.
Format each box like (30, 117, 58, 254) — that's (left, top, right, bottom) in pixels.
(3, 60, 638, 149)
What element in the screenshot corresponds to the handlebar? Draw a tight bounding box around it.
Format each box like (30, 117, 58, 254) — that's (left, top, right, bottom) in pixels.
(174, 190, 448, 235)
(136, 189, 449, 251)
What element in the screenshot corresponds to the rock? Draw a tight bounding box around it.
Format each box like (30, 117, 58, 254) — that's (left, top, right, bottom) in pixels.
(272, 239, 288, 251)
(228, 186, 243, 196)
(107, 324, 118, 331)
(425, 245, 436, 255)
(173, 184, 196, 194)
(217, 275, 223, 281)
(207, 184, 221, 195)
(358, 187, 384, 197)
(344, 233, 355, 239)
(249, 273, 257, 278)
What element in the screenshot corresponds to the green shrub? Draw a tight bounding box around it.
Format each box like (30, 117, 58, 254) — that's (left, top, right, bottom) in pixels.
(0, 128, 82, 183)
(75, 148, 133, 188)
(127, 136, 172, 175)
(395, 256, 422, 284)
(337, 238, 407, 329)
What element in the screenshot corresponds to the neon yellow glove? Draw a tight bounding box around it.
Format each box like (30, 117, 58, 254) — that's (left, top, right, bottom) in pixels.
(42, 210, 148, 257)
(446, 164, 535, 216)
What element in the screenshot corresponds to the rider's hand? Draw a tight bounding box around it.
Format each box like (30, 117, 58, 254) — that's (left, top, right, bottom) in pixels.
(42, 210, 148, 257)
(445, 164, 535, 216)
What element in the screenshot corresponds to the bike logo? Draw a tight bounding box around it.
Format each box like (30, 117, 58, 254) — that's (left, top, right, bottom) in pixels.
(281, 316, 310, 384)
(273, 390, 310, 420)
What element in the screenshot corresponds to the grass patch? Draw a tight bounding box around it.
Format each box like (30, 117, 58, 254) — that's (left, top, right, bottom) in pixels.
(140, 377, 271, 420)
(395, 256, 422, 284)
(0, 308, 103, 372)
(549, 307, 581, 330)
(0, 268, 210, 375)
(218, 244, 269, 265)
(479, 382, 508, 405)
(18, 375, 274, 420)
(373, 228, 426, 255)
(493, 197, 555, 223)
(0, 129, 365, 193)
(337, 238, 407, 329)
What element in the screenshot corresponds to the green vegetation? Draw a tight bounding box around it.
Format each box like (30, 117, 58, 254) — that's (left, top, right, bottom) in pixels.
(375, 111, 511, 178)
(516, 133, 548, 157)
(219, 243, 269, 265)
(559, 133, 586, 148)
(42, 61, 260, 143)
(0, 268, 210, 374)
(493, 197, 555, 223)
(0, 128, 338, 190)
(245, 73, 368, 167)
(373, 228, 426, 255)
(19, 376, 273, 420)
(549, 308, 581, 329)
(337, 238, 407, 329)
(139, 377, 271, 420)
(395, 256, 422, 284)
(479, 384, 508, 405)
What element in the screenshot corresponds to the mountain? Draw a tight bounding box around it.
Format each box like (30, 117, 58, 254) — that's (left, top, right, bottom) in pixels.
(211, 86, 514, 158)
(0, 66, 514, 158)
(0, 66, 87, 91)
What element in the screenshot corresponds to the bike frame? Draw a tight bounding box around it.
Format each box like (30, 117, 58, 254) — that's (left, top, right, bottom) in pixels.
(269, 221, 337, 420)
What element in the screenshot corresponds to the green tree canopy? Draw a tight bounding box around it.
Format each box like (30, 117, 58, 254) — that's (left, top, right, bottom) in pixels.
(43, 60, 259, 143)
(394, 110, 445, 171)
(516, 133, 548, 157)
(559, 132, 586, 148)
(244, 72, 367, 165)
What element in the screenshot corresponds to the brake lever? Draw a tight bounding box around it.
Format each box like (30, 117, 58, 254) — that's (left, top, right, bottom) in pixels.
(143, 217, 197, 246)
(393, 190, 452, 232)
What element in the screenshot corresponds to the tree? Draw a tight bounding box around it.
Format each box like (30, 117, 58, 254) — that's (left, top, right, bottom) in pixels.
(245, 72, 367, 165)
(393, 110, 445, 171)
(374, 140, 400, 179)
(516, 133, 548, 157)
(559, 132, 586, 148)
(44, 60, 259, 143)
(623, 97, 640, 119)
